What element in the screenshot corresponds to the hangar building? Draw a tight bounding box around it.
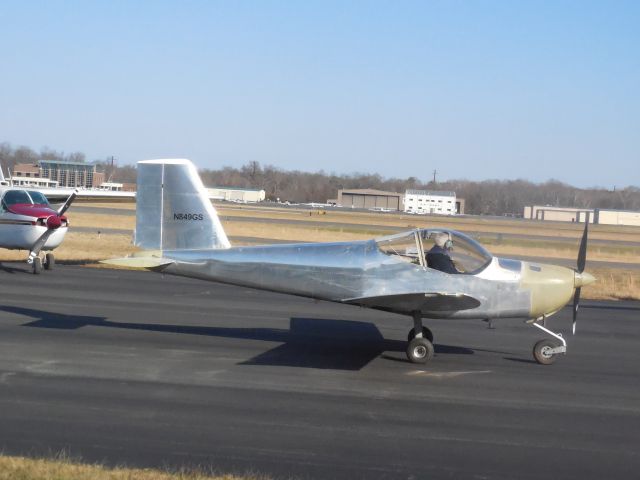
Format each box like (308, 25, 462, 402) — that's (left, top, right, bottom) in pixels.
(524, 205, 640, 226)
(207, 186, 266, 203)
(334, 189, 403, 211)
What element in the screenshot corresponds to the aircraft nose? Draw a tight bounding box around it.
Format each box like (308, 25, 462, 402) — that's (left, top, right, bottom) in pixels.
(46, 215, 62, 229)
(575, 271, 596, 288)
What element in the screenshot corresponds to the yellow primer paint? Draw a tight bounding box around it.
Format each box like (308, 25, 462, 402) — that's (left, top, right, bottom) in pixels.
(520, 262, 576, 318)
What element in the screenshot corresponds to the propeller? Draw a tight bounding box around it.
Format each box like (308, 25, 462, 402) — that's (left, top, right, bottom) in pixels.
(57, 189, 78, 216)
(27, 189, 78, 264)
(572, 221, 589, 335)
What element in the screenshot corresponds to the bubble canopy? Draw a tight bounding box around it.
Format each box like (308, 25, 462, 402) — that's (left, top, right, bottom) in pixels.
(376, 228, 493, 274)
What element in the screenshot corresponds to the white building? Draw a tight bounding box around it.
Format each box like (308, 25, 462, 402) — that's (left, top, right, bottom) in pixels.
(207, 186, 266, 203)
(404, 190, 456, 215)
(524, 205, 640, 226)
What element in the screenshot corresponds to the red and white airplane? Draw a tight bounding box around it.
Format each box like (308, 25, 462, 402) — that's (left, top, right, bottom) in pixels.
(0, 169, 76, 274)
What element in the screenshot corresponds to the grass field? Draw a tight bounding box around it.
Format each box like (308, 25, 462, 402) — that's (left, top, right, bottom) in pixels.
(2, 202, 639, 300)
(0, 455, 266, 480)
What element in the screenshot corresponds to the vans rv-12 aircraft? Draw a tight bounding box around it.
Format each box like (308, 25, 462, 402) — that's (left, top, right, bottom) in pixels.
(0, 168, 76, 274)
(106, 159, 596, 365)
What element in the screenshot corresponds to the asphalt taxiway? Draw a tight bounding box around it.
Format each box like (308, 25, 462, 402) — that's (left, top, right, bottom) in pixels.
(1, 263, 639, 479)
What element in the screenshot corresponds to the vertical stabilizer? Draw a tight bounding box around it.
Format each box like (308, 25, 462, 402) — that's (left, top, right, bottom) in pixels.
(135, 159, 231, 250)
(0, 164, 8, 186)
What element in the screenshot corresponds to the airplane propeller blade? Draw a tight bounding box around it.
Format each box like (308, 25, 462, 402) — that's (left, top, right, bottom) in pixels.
(573, 221, 589, 335)
(28, 229, 55, 264)
(572, 287, 581, 335)
(577, 221, 588, 273)
(57, 189, 78, 216)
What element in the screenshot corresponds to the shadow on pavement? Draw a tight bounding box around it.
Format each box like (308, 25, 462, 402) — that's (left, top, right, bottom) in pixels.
(1, 306, 477, 371)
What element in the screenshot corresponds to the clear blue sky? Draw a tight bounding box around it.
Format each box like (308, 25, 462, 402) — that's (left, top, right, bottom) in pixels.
(1, 1, 638, 188)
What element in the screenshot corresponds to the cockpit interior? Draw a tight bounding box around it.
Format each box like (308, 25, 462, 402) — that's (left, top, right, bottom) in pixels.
(376, 229, 493, 274)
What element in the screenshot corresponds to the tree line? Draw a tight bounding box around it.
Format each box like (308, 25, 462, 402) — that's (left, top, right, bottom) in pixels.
(198, 161, 640, 215)
(1, 143, 639, 215)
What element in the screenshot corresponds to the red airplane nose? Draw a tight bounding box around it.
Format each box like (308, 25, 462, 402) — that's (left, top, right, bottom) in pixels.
(46, 215, 62, 229)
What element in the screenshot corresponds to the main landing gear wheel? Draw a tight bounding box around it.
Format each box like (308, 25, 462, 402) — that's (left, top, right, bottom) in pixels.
(32, 257, 42, 275)
(533, 339, 559, 365)
(406, 337, 435, 364)
(44, 253, 55, 270)
(408, 326, 434, 343)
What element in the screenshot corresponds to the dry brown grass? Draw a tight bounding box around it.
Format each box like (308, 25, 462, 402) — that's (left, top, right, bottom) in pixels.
(224, 223, 378, 243)
(0, 455, 267, 480)
(486, 243, 640, 264)
(582, 268, 640, 300)
(70, 212, 135, 230)
(0, 232, 136, 263)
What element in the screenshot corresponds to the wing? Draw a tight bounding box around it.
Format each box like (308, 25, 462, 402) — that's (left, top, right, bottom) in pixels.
(344, 292, 481, 314)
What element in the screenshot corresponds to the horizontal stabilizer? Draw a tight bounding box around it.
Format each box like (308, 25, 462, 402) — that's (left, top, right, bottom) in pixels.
(101, 253, 174, 270)
(344, 292, 481, 314)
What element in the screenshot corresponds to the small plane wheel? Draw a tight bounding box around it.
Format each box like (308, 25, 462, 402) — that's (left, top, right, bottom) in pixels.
(533, 339, 558, 365)
(408, 326, 434, 343)
(32, 257, 43, 275)
(44, 253, 55, 270)
(406, 337, 435, 364)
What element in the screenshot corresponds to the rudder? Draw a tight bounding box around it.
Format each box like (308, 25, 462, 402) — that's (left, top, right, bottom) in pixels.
(135, 159, 231, 250)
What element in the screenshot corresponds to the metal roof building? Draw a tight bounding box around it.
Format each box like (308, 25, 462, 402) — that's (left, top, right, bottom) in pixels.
(207, 186, 266, 203)
(335, 188, 404, 211)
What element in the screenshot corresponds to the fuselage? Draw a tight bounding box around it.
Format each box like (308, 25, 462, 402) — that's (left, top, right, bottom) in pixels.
(159, 236, 586, 321)
(0, 192, 68, 251)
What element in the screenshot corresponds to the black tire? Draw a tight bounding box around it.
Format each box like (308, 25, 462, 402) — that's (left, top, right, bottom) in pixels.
(406, 337, 435, 364)
(533, 339, 558, 365)
(32, 257, 42, 275)
(44, 253, 55, 271)
(408, 326, 434, 343)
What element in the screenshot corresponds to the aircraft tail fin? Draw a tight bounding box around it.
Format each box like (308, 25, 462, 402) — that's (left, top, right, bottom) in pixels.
(135, 159, 231, 251)
(0, 164, 8, 186)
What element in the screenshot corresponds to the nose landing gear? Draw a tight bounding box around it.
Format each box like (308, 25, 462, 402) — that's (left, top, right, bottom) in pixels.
(27, 252, 55, 274)
(531, 321, 567, 365)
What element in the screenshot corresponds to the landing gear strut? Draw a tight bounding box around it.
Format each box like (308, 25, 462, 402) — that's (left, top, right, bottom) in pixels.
(406, 313, 434, 364)
(531, 321, 566, 365)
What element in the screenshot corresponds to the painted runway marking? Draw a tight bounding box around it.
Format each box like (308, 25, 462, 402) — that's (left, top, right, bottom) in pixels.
(406, 370, 492, 378)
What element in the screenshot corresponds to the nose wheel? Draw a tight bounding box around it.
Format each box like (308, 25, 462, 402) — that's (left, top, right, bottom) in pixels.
(533, 339, 560, 365)
(31, 257, 42, 274)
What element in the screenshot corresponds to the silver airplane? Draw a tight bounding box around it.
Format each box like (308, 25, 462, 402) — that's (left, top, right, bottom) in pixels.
(106, 159, 596, 365)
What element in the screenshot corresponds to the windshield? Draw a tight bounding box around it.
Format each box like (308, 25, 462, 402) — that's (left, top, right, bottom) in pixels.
(2, 190, 33, 206)
(27, 190, 50, 205)
(376, 231, 422, 265)
(420, 229, 492, 274)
